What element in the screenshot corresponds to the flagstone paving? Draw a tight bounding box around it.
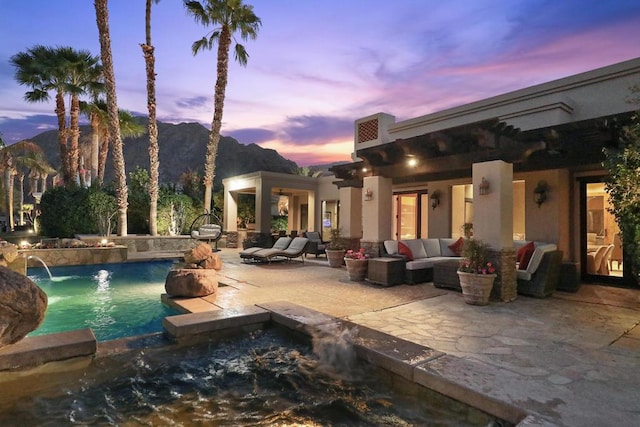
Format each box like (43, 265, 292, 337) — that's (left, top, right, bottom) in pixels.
(169, 248, 640, 427)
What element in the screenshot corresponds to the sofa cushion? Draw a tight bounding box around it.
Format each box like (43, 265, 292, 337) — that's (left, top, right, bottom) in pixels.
(406, 258, 436, 270)
(525, 244, 557, 274)
(384, 240, 398, 255)
(517, 241, 535, 269)
(423, 239, 441, 257)
(402, 239, 428, 259)
(398, 241, 414, 261)
(439, 238, 460, 257)
(448, 237, 465, 256)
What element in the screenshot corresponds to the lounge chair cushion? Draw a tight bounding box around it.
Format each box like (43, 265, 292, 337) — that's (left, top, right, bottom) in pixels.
(384, 240, 398, 255)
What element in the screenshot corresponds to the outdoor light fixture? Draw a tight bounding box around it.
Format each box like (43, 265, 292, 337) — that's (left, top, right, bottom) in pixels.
(407, 157, 417, 167)
(430, 191, 440, 210)
(101, 238, 109, 246)
(479, 177, 490, 195)
(364, 188, 373, 201)
(20, 240, 30, 249)
(534, 180, 548, 207)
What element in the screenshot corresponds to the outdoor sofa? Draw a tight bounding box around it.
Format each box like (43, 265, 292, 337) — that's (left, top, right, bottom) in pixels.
(383, 238, 563, 297)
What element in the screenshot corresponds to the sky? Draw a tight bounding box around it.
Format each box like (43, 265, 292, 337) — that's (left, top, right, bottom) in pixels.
(1, 0, 640, 166)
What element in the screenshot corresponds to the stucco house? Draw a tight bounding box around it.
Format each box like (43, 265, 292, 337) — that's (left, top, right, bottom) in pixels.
(223, 57, 640, 290)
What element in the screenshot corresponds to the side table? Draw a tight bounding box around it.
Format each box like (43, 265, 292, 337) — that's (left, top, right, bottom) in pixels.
(367, 257, 405, 286)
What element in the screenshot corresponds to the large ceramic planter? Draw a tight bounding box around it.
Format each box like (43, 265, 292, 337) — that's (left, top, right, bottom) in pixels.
(345, 258, 368, 281)
(326, 249, 345, 268)
(457, 271, 496, 305)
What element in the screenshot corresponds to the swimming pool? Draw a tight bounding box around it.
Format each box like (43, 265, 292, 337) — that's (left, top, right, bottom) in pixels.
(27, 260, 180, 341)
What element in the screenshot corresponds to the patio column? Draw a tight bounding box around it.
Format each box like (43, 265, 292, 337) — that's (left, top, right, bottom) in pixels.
(473, 160, 517, 302)
(339, 186, 362, 250)
(361, 175, 392, 257)
(256, 180, 272, 236)
(223, 189, 238, 248)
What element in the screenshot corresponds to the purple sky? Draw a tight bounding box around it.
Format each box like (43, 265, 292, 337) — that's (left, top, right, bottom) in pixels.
(1, 0, 640, 166)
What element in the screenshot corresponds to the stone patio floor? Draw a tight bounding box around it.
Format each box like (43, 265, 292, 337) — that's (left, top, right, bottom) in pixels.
(166, 248, 640, 427)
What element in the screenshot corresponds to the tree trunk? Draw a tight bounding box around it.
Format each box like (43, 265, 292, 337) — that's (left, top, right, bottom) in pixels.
(55, 91, 68, 184)
(90, 112, 100, 183)
(68, 94, 81, 185)
(18, 173, 24, 226)
(5, 168, 14, 232)
(203, 27, 231, 214)
(98, 130, 109, 185)
(142, 5, 159, 236)
(95, 0, 128, 235)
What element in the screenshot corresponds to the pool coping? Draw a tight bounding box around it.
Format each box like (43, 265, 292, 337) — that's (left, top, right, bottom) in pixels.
(0, 302, 549, 426)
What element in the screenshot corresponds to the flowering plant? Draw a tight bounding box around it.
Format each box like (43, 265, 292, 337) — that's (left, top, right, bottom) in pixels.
(458, 239, 496, 274)
(344, 248, 369, 260)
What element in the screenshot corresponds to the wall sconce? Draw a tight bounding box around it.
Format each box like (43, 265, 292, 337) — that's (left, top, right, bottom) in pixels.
(478, 177, 490, 195)
(364, 188, 373, 201)
(430, 191, 440, 210)
(534, 180, 548, 207)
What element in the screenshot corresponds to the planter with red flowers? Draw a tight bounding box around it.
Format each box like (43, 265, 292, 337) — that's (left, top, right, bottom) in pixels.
(344, 248, 370, 281)
(457, 239, 496, 305)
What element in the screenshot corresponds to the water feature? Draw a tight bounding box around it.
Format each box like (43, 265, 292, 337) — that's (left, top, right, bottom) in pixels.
(0, 327, 499, 425)
(27, 260, 179, 341)
(27, 255, 53, 280)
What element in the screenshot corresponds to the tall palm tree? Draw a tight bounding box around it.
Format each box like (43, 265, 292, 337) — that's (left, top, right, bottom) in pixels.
(141, 0, 161, 235)
(185, 0, 261, 214)
(11, 46, 103, 185)
(58, 47, 103, 185)
(95, 0, 128, 235)
(80, 97, 108, 183)
(0, 141, 53, 231)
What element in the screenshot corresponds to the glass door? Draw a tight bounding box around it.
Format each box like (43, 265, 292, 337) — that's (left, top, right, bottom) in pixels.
(397, 194, 417, 240)
(581, 180, 624, 284)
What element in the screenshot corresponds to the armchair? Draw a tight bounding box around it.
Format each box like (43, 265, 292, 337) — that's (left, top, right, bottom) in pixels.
(303, 231, 326, 258)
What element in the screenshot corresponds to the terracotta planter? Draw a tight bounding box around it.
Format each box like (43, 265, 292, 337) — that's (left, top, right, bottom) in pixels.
(345, 258, 368, 281)
(326, 249, 345, 268)
(457, 271, 496, 305)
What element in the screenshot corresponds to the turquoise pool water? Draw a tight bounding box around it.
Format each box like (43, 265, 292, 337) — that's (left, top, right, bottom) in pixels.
(27, 260, 179, 341)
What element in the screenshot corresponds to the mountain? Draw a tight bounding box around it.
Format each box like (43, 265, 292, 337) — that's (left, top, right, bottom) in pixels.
(29, 119, 298, 190)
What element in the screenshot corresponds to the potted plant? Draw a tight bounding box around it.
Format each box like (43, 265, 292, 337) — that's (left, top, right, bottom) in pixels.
(325, 228, 347, 268)
(344, 248, 370, 281)
(461, 222, 473, 238)
(457, 239, 496, 305)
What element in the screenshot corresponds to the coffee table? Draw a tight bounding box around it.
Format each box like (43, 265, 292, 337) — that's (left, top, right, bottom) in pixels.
(366, 257, 405, 286)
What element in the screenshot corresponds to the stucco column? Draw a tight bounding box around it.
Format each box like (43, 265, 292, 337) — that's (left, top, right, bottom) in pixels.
(339, 186, 362, 249)
(223, 190, 238, 232)
(361, 175, 392, 256)
(472, 160, 517, 302)
(256, 180, 272, 235)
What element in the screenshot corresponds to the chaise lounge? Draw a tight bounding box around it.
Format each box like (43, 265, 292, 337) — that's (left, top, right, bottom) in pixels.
(246, 237, 310, 263)
(240, 236, 291, 261)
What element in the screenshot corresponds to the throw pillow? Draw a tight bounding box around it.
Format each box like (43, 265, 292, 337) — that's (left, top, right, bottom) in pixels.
(398, 241, 414, 261)
(517, 241, 535, 270)
(448, 237, 465, 257)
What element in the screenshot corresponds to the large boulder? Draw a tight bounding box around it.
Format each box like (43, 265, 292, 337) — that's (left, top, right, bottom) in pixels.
(165, 269, 218, 297)
(0, 266, 48, 349)
(183, 243, 222, 270)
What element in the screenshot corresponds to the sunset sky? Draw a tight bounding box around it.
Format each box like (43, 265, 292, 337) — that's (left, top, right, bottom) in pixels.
(1, 0, 640, 166)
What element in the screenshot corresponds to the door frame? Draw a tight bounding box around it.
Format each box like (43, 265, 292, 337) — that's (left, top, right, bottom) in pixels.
(579, 177, 629, 287)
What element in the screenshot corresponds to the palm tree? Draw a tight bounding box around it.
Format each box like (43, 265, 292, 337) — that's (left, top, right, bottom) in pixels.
(11, 46, 103, 185)
(141, 0, 161, 235)
(58, 47, 103, 185)
(0, 141, 54, 231)
(95, 0, 128, 235)
(185, 0, 261, 214)
(80, 97, 108, 183)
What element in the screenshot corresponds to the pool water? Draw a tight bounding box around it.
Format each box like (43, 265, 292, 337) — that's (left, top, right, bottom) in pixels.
(27, 260, 179, 341)
(0, 328, 496, 426)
